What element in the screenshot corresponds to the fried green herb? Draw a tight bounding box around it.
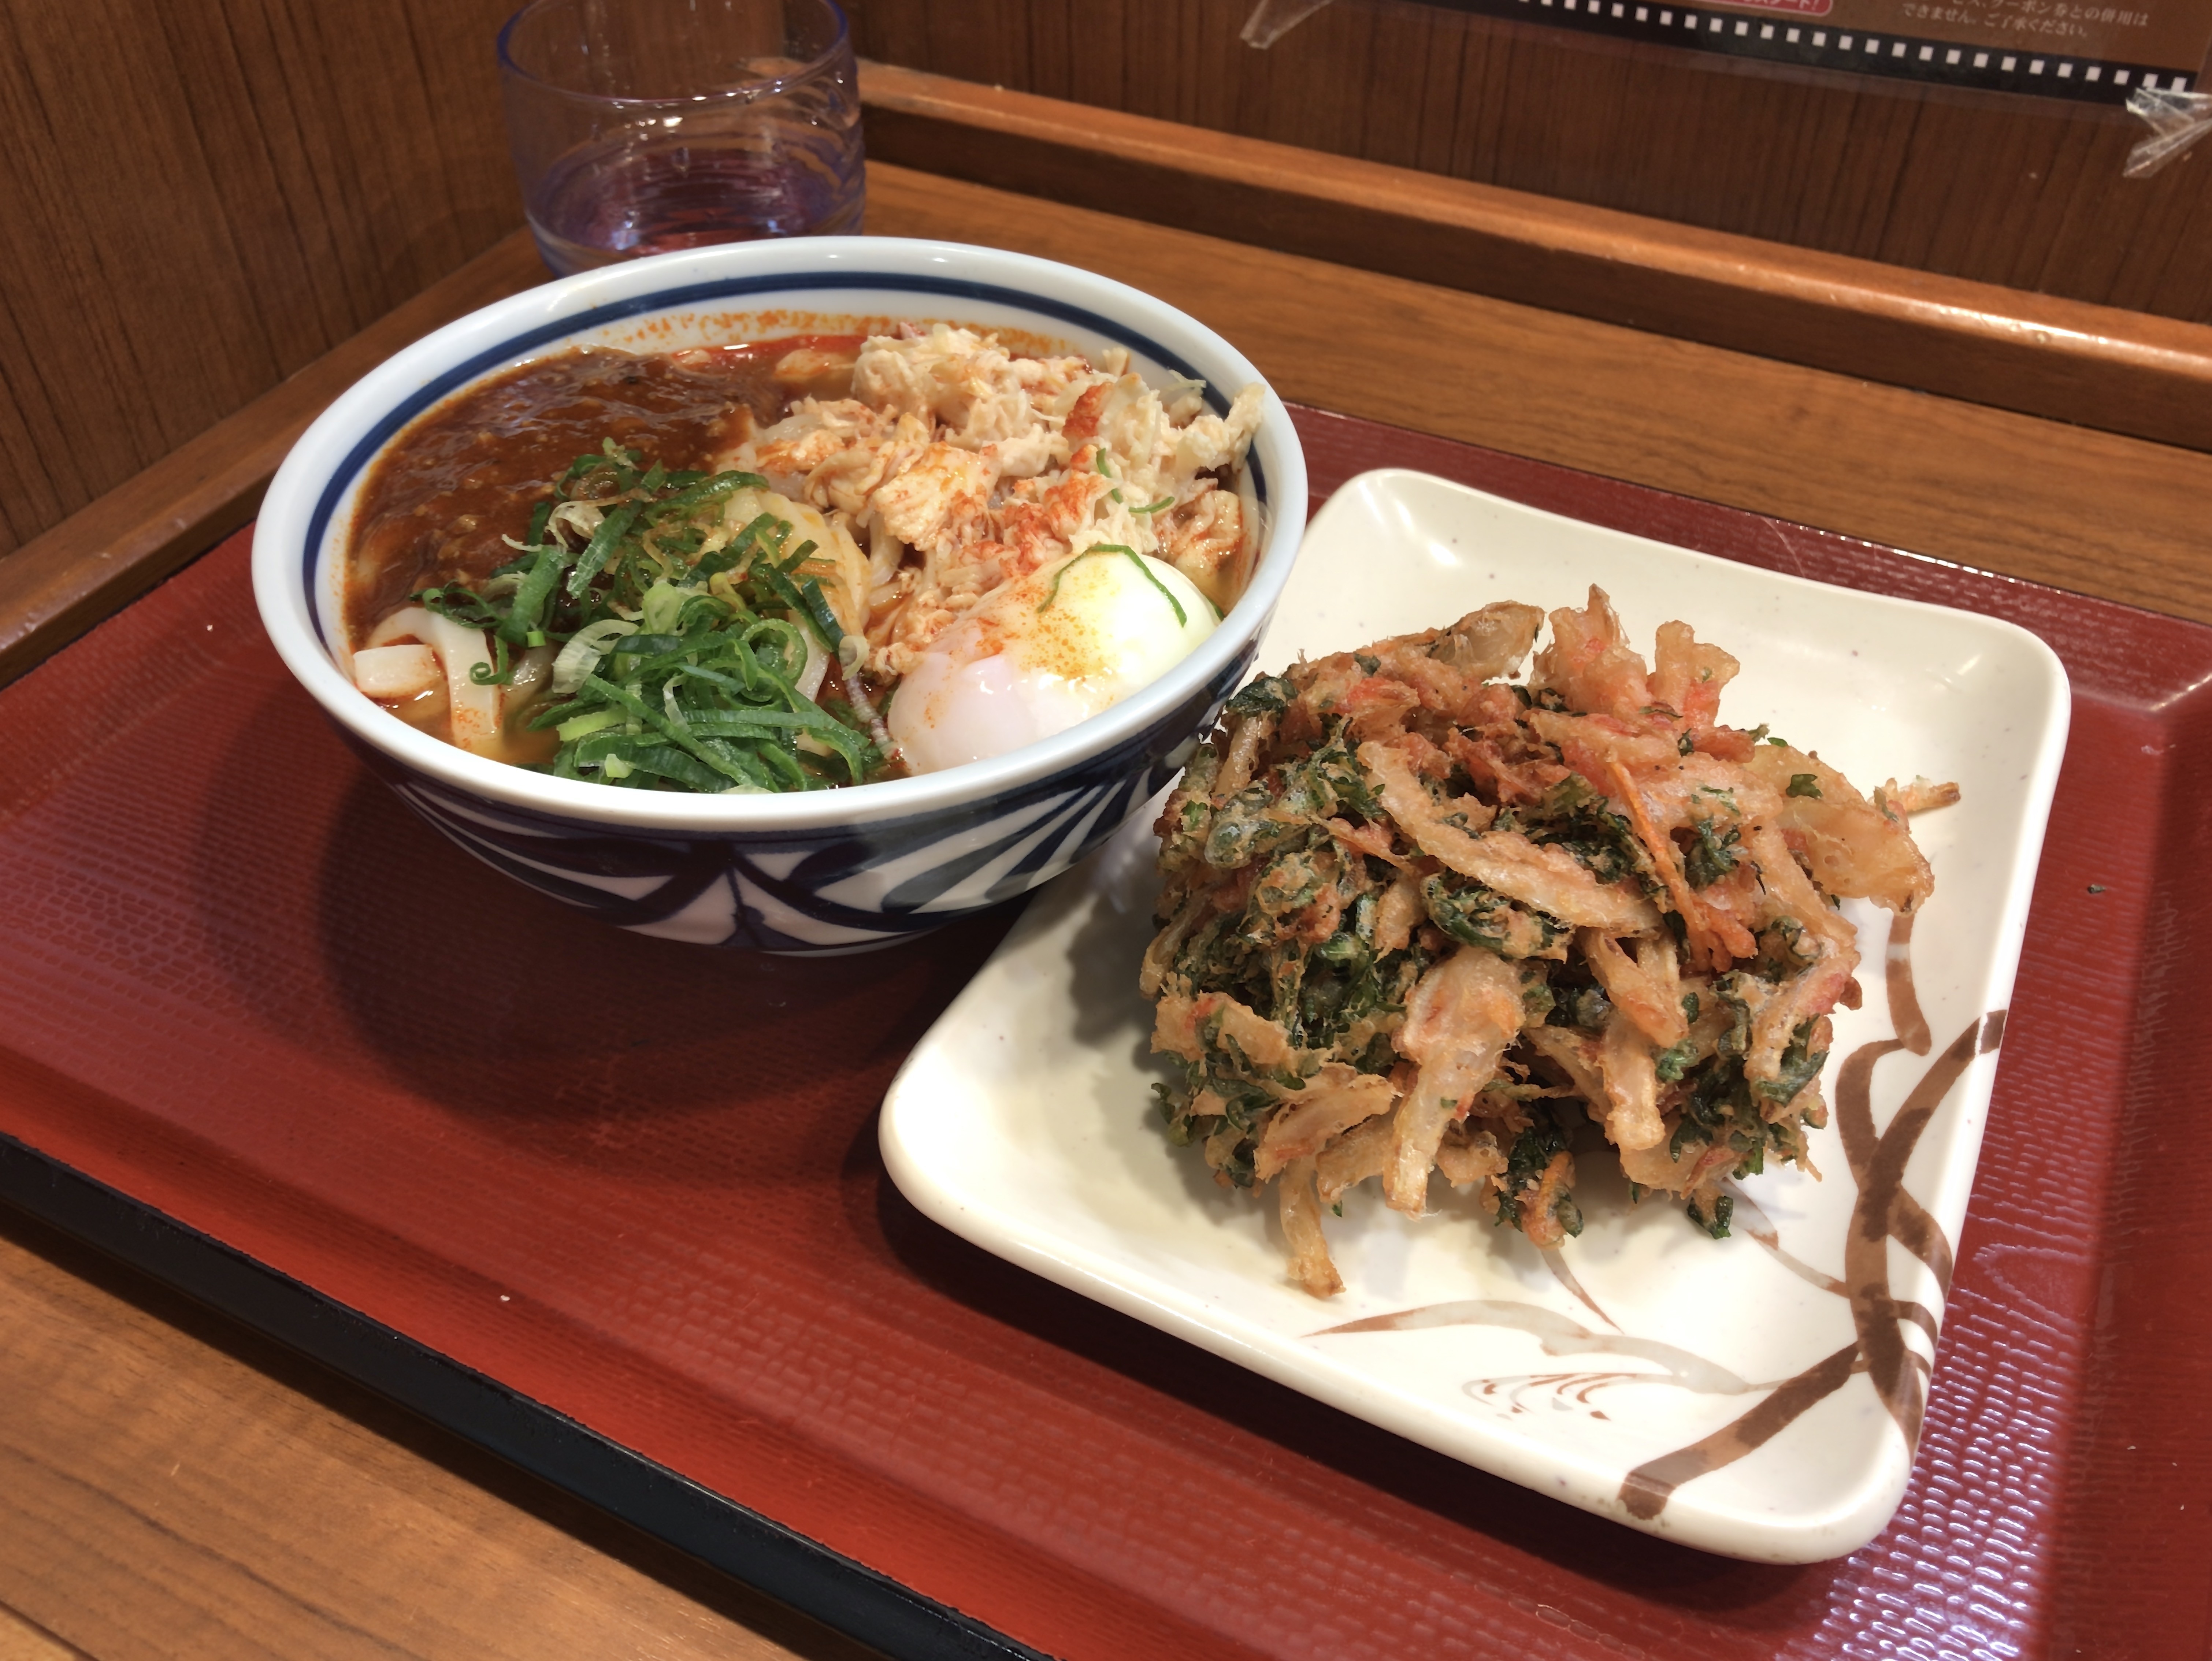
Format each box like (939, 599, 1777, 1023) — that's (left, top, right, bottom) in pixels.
(1683, 817, 1744, 889)
(1685, 1192, 1734, 1239)
(1421, 876, 1566, 958)
(1654, 1036, 1699, 1082)
(1754, 1019, 1830, 1106)
(1496, 1107, 1582, 1238)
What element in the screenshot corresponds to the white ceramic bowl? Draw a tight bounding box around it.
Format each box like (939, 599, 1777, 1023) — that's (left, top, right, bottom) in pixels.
(253, 237, 1308, 951)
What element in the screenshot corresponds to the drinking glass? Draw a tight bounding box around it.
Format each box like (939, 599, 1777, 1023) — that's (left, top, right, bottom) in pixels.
(498, 0, 863, 276)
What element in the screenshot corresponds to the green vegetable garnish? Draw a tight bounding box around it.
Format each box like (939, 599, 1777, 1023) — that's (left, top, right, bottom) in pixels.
(1036, 544, 1189, 628)
(411, 445, 881, 794)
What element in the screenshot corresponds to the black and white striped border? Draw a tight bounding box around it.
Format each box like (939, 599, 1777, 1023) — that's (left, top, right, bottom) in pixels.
(1436, 0, 2191, 104)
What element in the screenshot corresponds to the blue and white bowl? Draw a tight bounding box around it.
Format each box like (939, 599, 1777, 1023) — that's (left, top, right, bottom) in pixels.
(254, 238, 1308, 952)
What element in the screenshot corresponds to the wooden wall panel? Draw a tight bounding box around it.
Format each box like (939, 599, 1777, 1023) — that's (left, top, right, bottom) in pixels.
(0, 0, 522, 560)
(843, 0, 2212, 323)
(5, 0, 2209, 569)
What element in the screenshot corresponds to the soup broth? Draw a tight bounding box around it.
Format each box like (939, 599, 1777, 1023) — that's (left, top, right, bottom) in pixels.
(347, 339, 853, 636)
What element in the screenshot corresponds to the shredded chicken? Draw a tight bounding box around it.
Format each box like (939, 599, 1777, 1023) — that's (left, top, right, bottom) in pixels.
(717, 325, 1265, 676)
(1143, 588, 1946, 1295)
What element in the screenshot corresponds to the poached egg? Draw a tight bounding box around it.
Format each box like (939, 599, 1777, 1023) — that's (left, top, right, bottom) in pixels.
(888, 549, 1218, 775)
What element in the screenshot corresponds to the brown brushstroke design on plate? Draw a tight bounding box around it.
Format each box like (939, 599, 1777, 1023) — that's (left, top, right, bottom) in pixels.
(1617, 1002, 2001, 1518)
(1541, 1243, 1621, 1329)
(1886, 908, 1934, 1056)
(1724, 1186, 1846, 1296)
(1314, 1300, 1759, 1395)
(1616, 1339, 1865, 1520)
(1305, 920, 1999, 1522)
(1841, 1010, 2003, 1446)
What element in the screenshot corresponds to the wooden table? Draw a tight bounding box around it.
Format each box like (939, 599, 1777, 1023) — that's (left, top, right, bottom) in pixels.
(4, 147, 2209, 1660)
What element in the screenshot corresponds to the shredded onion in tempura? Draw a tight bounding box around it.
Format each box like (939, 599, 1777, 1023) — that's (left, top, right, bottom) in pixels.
(1142, 587, 1954, 1297)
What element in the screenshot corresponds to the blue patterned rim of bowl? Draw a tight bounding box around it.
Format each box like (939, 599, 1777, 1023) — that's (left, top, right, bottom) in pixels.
(348, 643, 1255, 952)
(257, 242, 1305, 952)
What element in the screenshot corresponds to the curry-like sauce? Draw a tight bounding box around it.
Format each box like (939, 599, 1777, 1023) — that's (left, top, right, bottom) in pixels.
(345, 337, 860, 640)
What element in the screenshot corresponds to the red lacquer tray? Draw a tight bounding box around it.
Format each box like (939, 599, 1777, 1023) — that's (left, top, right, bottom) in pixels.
(2, 407, 2205, 1661)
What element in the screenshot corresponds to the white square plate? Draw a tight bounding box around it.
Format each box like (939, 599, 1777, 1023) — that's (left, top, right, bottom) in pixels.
(879, 469, 2069, 1562)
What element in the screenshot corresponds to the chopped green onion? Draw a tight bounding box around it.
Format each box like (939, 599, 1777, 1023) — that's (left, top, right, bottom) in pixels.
(565, 502, 641, 599)
(498, 545, 574, 644)
(1035, 544, 1189, 629)
(756, 564, 842, 653)
(554, 706, 627, 743)
(1119, 550, 1188, 628)
(399, 442, 882, 794)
